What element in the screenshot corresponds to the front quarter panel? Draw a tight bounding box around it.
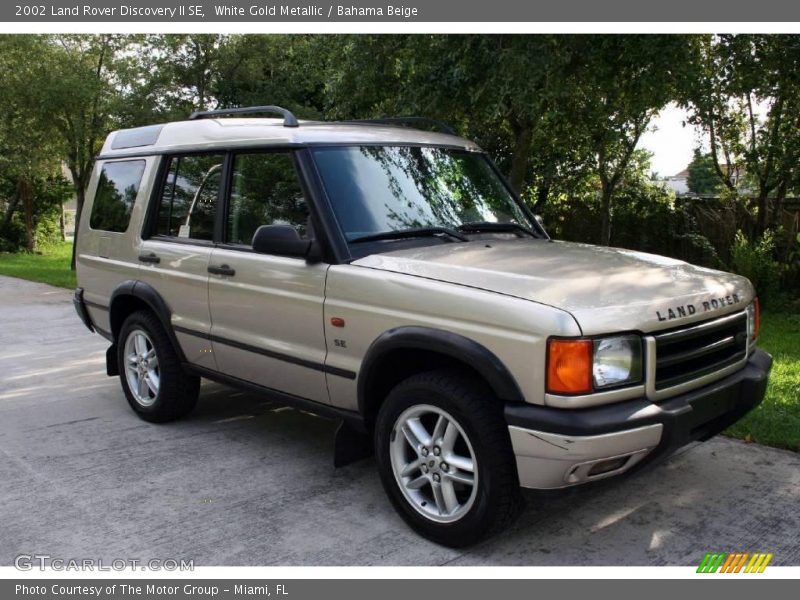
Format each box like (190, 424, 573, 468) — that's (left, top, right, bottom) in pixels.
(323, 264, 580, 410)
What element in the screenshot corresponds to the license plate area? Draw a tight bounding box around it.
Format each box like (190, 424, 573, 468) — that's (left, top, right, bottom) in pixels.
(688, 386, 738, 439)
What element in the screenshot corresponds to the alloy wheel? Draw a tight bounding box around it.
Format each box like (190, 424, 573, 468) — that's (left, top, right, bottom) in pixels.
(389, 404, 479, 523)
(123, 329, 160, 407)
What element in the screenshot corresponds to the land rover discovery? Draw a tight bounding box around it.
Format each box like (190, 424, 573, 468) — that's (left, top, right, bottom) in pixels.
(73, 105, 772, 546)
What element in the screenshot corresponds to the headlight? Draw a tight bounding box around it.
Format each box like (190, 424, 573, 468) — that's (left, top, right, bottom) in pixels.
(547, 334, 642, 395)
(592, 335, 643, 389)
(746, 298, 760, 341)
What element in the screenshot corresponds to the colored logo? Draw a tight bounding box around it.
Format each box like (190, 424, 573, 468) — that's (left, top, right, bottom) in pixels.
(697, 552, 773, 573)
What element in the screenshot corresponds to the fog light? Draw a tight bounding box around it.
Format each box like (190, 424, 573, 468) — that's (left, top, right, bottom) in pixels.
(587, 456, 629, 477)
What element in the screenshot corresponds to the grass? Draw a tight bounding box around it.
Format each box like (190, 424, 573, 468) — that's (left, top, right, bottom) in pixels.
(0, 241, 76, 289)
(725, 311, 800, 452)
(0, 243, 797, 451)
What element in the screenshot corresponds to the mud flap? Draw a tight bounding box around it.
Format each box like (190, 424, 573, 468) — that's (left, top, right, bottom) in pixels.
(334, 420, 373, 467)
(106, 344, 119, 377)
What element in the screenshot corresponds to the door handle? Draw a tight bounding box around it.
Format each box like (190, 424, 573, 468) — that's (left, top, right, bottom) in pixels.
(138, 252, 160, 264)
(208, 264, 236, 277)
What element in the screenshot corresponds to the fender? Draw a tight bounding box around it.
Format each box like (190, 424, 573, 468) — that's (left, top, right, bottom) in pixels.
(357, 326, 526, 415)
(109, 280, 187, 363)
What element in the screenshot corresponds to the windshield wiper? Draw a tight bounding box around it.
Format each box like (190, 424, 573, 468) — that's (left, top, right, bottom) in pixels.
(350, 227, 469, 244)
(457, 221, 537, 238)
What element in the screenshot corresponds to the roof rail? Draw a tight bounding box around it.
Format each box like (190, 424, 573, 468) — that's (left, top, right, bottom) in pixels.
(188, 105, 299, 128)
(338, 117, 456, 135)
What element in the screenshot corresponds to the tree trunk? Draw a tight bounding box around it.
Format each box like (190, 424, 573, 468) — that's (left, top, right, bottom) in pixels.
(2, 192, 20, 230)
(533, 182, 550, 214)
(770, 180, 787, 230)
(756, 190, 769, 236)
(599, 184, 613, 246)
(19, 178, 35, 252)
(508, 124, 533, 194)
(60, 200, 66, 242)
(70, 185, 85, 270)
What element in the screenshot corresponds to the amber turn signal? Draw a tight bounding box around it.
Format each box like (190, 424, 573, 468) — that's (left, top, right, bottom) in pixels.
(546, 339, 593, 394)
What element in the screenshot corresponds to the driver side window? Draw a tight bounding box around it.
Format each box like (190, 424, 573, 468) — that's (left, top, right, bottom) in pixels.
(226, 151, 309, 246)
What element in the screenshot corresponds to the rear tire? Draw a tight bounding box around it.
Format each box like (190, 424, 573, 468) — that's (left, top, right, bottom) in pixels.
(117, 310, 200, 423)
(375, 369, 523, 547)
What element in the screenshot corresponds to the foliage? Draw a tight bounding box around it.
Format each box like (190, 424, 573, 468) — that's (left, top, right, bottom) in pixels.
(325, 34, 692, 243)
(325, 34, 589, 201)
(33, 176, 73, 250)
(783, 233, 800, 298)
(729, 229, 782, 304)
(0, 174, 72, 252)
(542, 155, 723, 269)
(214, 35, 328, 118)
(686, 148, 723, 194)
(725, 311, 800, 451)
(683, 35, 800, 234)
(568, 36, 695, 245)
(0, 32, 798, 283)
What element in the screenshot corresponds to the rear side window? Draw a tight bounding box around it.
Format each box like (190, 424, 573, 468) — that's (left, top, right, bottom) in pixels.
(155, 154, 224, 241)
(89, 160, 146, 233)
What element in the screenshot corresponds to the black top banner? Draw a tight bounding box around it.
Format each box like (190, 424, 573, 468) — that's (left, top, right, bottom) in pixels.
(4, 0, 800, 22)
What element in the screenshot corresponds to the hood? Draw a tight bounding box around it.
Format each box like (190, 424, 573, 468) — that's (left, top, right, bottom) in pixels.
(352, 239, 755, 335)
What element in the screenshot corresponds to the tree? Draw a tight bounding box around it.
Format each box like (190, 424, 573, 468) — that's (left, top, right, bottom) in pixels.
(128, 35, 228, 120)
(326, 35, 694, 245)
(686, 148, 722, 194)
(39, 35, 124, 267)
(0, 36, 64, 251)
(325, 35, 588, 204)
(213, 35, 328, 117)
(684, 35, 800, 234)
(570, 35, 695, 245)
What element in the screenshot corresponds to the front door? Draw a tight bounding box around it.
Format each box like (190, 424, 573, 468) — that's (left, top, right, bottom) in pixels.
(207, 150, 329, 403)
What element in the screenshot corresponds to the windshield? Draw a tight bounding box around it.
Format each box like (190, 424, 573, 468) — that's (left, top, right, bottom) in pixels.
(312, 146, 534, 242)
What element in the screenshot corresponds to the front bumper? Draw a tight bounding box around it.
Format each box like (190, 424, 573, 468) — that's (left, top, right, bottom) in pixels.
(505, 349, 772, 489)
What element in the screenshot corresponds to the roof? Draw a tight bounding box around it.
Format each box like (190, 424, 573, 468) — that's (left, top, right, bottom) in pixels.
(98, 118, 479, 159)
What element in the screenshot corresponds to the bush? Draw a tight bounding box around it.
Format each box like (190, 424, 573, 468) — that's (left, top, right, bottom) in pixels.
(540, 177, 722, 269)
(0, 218, 26, 252)
(34, 210, 64, 251)
(729, 230, 782, 305)
(0, 174, 72, 253)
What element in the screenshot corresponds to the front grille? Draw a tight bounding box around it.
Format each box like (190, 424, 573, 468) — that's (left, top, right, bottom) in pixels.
(654, 312, 748, 391)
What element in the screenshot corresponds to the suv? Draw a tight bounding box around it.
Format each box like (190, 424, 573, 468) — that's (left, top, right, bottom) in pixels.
(74, 105, 772, 547)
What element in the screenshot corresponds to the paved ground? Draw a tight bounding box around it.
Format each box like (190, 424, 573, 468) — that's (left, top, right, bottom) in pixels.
(1, 275, 799, 566)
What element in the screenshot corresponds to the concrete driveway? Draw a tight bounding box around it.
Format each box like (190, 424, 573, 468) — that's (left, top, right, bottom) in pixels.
(1, 275, 798, 566)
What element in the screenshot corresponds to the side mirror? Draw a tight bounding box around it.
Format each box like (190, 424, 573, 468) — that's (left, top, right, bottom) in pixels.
(252, 224, 320, 261)
(534, 214, 544, 228)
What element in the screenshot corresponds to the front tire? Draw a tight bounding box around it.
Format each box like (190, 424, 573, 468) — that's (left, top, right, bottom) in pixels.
(375, 369, 523, 547)
(117, 310, 200, 423)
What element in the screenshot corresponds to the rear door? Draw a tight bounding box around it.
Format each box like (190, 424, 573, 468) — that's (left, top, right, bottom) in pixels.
(135, 152, 225, 372)
(207, 149, 330, 403)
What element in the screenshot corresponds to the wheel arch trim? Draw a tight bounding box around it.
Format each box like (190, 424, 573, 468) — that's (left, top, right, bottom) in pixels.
(357, 326, 525, 417)
(109, 280, 187, 363)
